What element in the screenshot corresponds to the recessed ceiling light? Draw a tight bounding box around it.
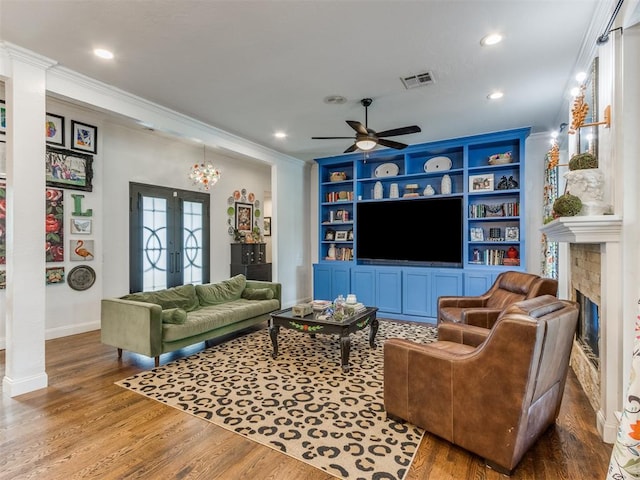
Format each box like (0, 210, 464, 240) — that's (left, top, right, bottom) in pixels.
(487, 91, 504, 100)
(94, 48, 114, 60)
(274, 131, 287, 139)
(480, 33, 503, 46)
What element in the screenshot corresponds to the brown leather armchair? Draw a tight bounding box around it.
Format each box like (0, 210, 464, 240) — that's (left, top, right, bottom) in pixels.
(384, 295, 578, 474)
(437, 270, 558, 328)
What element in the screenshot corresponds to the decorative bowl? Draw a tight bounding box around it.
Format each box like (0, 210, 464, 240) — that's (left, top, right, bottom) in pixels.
(488, 152, 513, 165)
(330, 171, 347, 182)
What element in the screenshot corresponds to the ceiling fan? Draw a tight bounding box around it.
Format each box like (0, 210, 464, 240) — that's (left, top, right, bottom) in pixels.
(312, 98, 421, 153)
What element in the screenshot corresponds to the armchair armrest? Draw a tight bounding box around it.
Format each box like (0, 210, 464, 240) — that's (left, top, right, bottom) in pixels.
(100, 298, 163, 357)
(437, 296, 489, 309)
(460, 308, 502, 328)
(437, 323, 490, 347)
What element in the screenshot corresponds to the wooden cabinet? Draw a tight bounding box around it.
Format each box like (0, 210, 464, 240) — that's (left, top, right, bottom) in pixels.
(230, 243, 271, 281)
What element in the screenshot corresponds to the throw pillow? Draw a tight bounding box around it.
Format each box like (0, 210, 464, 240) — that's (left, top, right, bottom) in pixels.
(242, 287, 274, 300)
(161, 308, 188, 324)
(196, 274, 247, 306)
(153, 284, 200, 312)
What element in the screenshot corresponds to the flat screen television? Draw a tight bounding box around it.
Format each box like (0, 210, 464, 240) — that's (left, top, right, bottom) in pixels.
(356, 197, 463, 267)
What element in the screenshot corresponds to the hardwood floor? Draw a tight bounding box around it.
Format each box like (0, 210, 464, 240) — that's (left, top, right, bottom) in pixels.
(0, 326, 612, 480)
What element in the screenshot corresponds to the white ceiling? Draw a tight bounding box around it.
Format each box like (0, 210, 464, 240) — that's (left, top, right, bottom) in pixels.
(0, 0, 611, 161)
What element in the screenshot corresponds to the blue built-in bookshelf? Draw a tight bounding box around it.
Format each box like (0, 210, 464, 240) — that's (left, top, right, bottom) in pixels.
(313, 127, 530, 323)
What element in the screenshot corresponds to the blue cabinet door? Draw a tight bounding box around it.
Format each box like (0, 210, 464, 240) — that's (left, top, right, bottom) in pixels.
(351, 267, 376, 307)
(313, 264, 332, 301)
(431, 270, 463, 317)
(332, 265, 351, 300)
(464, 271, 494, 296)
(376, 268, 402, 313)
(403, 269, 431, 316)
(313, 263, 351, 301)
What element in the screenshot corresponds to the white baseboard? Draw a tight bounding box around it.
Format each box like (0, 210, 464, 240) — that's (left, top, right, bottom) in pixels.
(2, 372, 49, 397)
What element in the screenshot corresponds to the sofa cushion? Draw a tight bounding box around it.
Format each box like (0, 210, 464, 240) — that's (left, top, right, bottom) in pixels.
(121, 284, 199, 312)
(121, 291, 156, 304)
(242, 287, 274, 300)
(196, 274, 247, 306)
(162, 298, 279, 342)
(153, 284, 200, 312)
(161, 308, 188, 324)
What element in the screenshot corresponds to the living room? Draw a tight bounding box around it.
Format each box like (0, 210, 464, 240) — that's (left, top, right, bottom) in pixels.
(1, 1, 640, 478)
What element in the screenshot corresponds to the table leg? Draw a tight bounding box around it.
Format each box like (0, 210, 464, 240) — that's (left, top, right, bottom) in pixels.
(369, 316, 379, 348)
(269, 324, 279, 358)
(340, 334, 351, 372)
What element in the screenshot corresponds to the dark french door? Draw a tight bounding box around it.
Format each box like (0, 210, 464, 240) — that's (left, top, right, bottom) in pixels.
(129, 183, 210, 292)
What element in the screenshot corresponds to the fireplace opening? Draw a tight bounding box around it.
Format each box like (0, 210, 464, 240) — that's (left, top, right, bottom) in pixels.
(575, 291, 600, 368)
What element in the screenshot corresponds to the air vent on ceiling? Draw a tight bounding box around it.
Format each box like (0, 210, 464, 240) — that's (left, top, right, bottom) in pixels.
(400, 71, 435, 89)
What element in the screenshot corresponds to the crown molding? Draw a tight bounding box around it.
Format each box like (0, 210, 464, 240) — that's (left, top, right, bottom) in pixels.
(45, 64, 304, 167)
(1, 41, 57, 70)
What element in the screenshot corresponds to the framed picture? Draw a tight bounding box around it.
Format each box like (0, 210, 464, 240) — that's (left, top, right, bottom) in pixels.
(470, 227, 484, 242)
(71, 120, 98, 154)
(70, 218, 92, 235)
(335, 231, 348, 241)
(469, 173, 494, 192)
(0, 100, 5, 134)
(46, 146, 93, 192)
(46, 267, 65, 285)
(46, 113, 65, 146)
(263, 216, 271, 236)
(505, 226, 520, 241)
(70, 239, 94, 261)
(235, 202, 253, 234)
(324, 228, 335, 241)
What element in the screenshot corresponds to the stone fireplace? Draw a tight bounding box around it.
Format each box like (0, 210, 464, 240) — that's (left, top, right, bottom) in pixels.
(541, 215, 623, 443)
(569, 243, 601, 413)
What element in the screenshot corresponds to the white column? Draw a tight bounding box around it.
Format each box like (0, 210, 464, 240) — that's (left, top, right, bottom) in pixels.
(598, 241, 623, 443)
(2, 47, 56, 397)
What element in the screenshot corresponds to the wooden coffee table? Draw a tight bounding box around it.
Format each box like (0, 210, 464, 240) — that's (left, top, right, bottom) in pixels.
(269, 306, 379, 371)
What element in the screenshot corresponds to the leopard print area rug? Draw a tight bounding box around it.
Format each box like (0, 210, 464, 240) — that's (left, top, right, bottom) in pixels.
(116, 319, 438, 480)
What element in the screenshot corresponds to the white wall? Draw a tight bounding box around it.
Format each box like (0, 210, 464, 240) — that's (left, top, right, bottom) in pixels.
(524, 133, 552, 275)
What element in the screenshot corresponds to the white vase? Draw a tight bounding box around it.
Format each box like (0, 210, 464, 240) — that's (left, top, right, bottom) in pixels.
(373, 181, 383, 199)
(441, 174, 452, 195)
(563, 168, 610, 215)
(389, 183, 399, 198)
(423, 184, 435, 196)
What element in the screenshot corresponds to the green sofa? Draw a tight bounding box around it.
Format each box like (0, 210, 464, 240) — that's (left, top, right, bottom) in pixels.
(101, 274, 281, 366)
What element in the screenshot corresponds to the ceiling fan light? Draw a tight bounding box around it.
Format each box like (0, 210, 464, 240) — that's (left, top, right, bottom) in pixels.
(356, 139, 377, 151)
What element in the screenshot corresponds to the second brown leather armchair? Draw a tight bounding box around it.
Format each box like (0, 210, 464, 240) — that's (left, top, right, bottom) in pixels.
(437, 270, 558, 328)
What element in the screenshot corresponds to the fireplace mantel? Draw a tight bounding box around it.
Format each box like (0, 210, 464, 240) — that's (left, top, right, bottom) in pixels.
(540, 213, 623, 443)
(540, 215, 623, 243)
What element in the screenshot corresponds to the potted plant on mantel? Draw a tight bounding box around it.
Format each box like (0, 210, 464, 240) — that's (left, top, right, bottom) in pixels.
(562, 153, 610, 216)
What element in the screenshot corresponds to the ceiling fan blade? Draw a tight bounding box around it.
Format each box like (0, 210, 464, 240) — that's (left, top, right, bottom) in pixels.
(312, 136, 356, 140)
(344, 143, 359, 153)
(346, 120, 368, 135)
(378, 138, 409, 150)
(376, 125, 422, 137)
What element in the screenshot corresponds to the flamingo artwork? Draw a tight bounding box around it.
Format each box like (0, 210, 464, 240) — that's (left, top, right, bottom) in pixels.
(73, 239, 94, 261)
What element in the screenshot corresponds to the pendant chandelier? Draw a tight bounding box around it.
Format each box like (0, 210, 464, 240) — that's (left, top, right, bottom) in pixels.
(189, 145, 221, 190)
